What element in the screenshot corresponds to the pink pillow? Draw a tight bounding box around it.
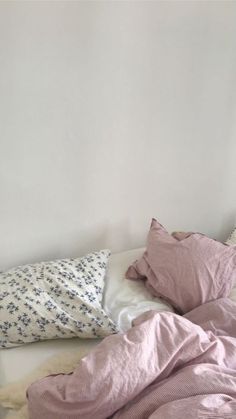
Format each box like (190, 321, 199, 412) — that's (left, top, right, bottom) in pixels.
(126, 219, 236, 314)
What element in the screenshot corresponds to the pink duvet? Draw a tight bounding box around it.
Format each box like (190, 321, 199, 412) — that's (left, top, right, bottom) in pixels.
(27, 298, 236, 419)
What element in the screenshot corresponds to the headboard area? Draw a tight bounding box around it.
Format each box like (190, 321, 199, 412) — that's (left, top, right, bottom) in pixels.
(0, 1, 236, 270)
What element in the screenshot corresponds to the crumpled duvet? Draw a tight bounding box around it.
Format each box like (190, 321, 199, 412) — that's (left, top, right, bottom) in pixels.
(27, 298, 236, 419)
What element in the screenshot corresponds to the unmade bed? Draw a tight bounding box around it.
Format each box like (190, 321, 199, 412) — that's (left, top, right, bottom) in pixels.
(0, 220, 236, 419)
(0, 247, 172, 418)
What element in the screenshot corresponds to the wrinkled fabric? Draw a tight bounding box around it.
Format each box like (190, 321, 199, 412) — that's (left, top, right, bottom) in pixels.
(0, 250, 117, 348)
(126, 219, 236, 313)
(27, 298, 236, 419)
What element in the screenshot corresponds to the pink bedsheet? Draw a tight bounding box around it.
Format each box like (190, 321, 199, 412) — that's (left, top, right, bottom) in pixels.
(27, 298, 236, 419)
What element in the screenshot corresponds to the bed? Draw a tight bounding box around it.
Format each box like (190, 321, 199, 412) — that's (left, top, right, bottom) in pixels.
(1, 223, 236, 419)
(0, 248, 173, 418)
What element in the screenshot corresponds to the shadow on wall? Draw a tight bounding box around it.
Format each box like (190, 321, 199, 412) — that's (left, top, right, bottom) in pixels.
(1, 217, 138, 270)
(60, 217, 137, 259)
(2, 212, 236, 271)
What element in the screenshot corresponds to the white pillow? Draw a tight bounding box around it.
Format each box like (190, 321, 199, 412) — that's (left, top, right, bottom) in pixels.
(0, 250, 117, 348)
(103, 248, 174, 332)
(226, 227, 236, 245)
(226, 227, 236, 294)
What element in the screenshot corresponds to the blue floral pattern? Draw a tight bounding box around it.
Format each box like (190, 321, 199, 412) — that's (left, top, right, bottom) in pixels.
(0, 250, 118, 348)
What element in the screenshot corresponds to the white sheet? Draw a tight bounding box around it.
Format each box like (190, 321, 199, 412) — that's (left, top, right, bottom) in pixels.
(0, 337, 100, 386)
(103, 248, 174, 332)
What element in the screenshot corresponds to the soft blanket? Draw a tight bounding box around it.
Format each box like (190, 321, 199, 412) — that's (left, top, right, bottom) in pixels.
(0, 350, 91, 419)
(27, 298, 236, 419)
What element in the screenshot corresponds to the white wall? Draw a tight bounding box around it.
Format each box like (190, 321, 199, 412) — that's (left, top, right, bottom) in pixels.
(0, 1, 236, 269)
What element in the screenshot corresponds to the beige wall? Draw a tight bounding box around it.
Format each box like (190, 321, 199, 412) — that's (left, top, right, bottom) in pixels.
(0, 1, 236, 269)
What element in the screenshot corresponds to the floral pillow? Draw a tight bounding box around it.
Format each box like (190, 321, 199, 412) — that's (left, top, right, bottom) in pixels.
(126, 219, 236, 314)
(0, 250, 118, 348)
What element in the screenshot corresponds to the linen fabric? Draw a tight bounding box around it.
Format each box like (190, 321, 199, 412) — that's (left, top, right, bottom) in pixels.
(126, 219, 236, 313)
(27, 298, 236, 419)
(0, 250, 117, 348)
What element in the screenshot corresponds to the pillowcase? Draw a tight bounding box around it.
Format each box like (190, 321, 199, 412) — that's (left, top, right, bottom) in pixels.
(226, 227, 236, 245)
(126, 219, 236, 314)
(0, 250, 118, 348)
(226, 227, 236, 292)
